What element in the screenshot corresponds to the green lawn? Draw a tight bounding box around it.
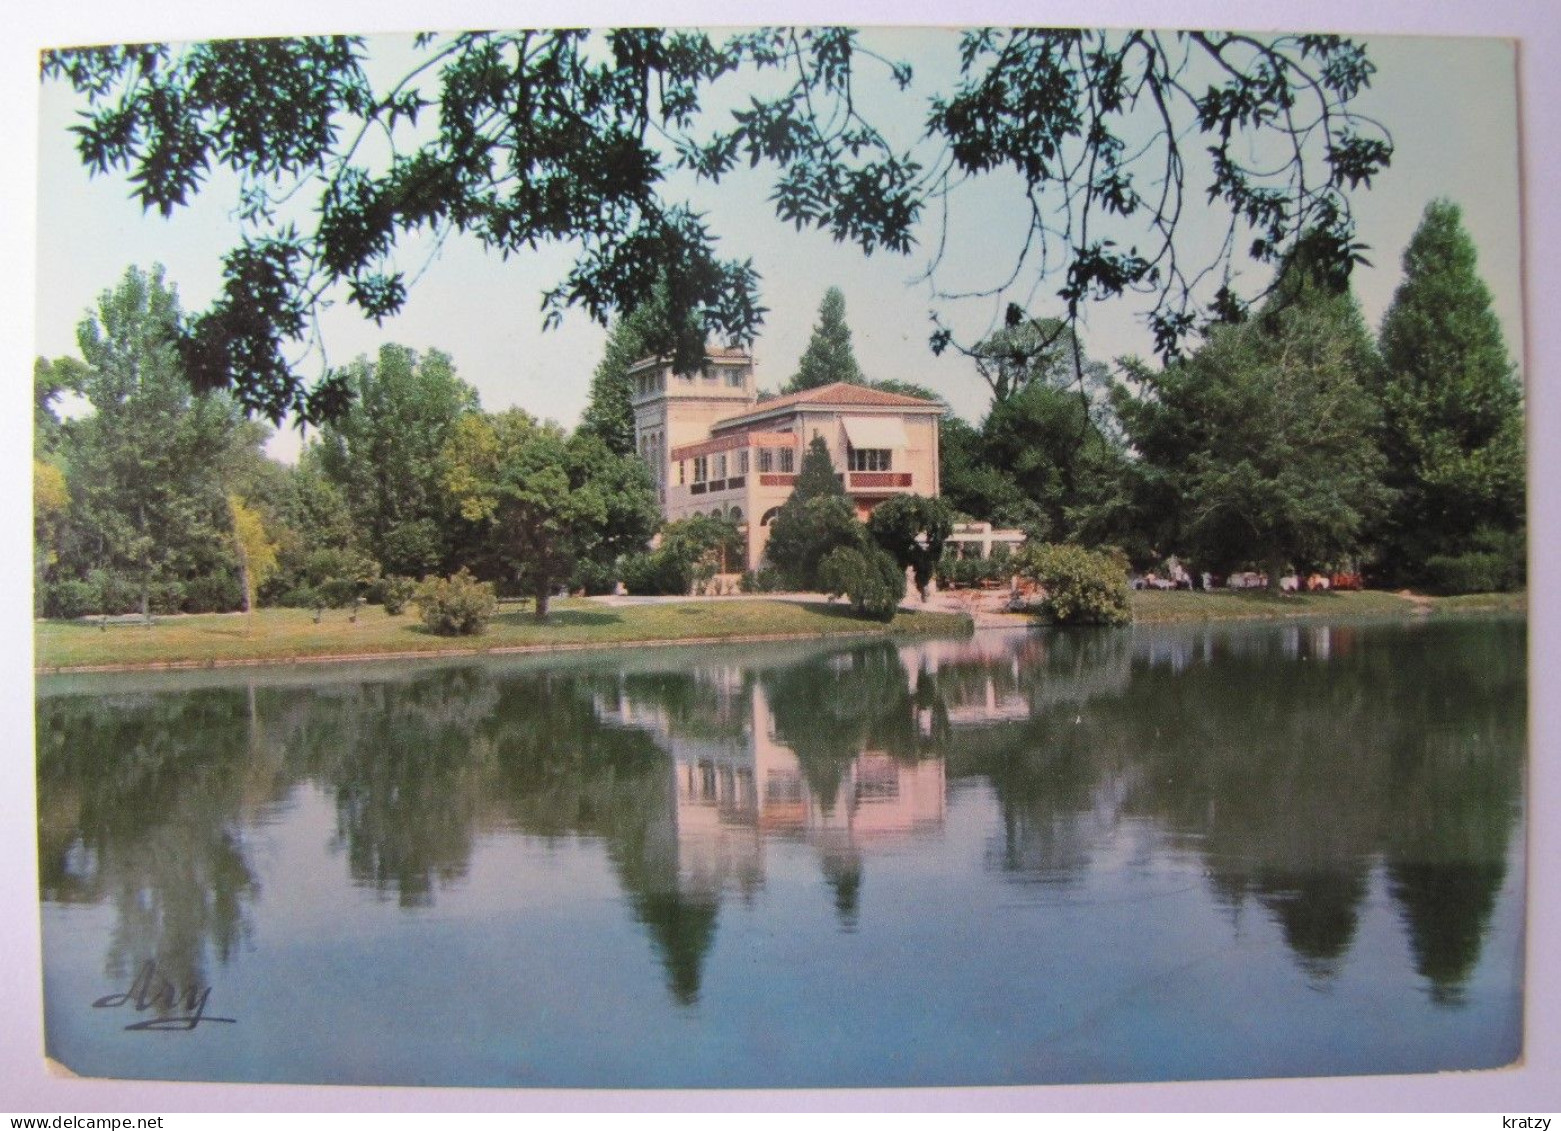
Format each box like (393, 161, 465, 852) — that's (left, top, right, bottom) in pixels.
(1130, 587, 1524, 624)
(35, 599, 973, 671)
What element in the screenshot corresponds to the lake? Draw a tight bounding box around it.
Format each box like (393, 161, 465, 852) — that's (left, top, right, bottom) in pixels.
(35, 616, 1527, 1089)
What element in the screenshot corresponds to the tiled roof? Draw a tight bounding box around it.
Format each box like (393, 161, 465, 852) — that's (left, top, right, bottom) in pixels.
(721, 382, 944, 422)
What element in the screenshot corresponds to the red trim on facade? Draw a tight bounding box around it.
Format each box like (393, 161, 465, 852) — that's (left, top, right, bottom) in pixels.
(759, 474, 798, 487)
(849, 472, 913, 488)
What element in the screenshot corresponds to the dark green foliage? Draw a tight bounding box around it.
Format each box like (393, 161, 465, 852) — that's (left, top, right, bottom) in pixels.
(817, 545, 905, 621)
(1116, 249, 1389, 582)
(938, 327, 1137, 553)
(297, 546, 380, 612)
(934, 553, 1008, 590)
(40, 265, 264, 620)
(1016, 543, 1131, 625)
(763, 437, 866, 588)
(1423, 553, 1518, 597)
(379, 576, 417, 615)
(867, 493, 954, 599)
(182, 573, 243, 614)
(45, 32, 1388, 422)
(739, 567, 787, 593)
(314, 345, 479, 579)
(42, 578, 97, 620)
(413, 569, 499, 636)
(620, 514, 744, 595)
(785, 287, 864, 392)
(619, 550, 691, 597)
(981, 379, 1129, 541)
(1374, 200, 1525, 588)
(442, 411, 660, 618)
(570, 560, 621, 597)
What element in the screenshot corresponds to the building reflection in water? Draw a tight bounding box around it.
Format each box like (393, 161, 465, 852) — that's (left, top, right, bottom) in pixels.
(593, 660, 946, 936)
(37, 617, 1523, 1019)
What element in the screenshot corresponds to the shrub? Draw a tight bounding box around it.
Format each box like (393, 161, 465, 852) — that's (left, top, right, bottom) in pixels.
(570, 559, 619, 597)
(183, 573, 241, 613)
(1017, 543, 1131, 625)
(43, 578, 97, 620)
(150, 579, 189, 615)
(413, 569, 498, 636)
(620, 549, 692, 596)
(276, 584, 322, 610)
(380, 576, 417, 615)
(740, 567, 787, 594)
(818, 545, 906, 622)
(86, 569, 140, 615)
(1424, 551, 1520, 596)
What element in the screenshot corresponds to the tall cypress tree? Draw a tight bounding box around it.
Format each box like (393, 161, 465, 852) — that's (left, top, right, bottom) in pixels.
(786, 287, 864, 392)
(1375, 200, 1524, 588)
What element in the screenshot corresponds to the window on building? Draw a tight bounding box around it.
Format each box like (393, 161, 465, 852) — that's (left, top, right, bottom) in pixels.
(693, 456, 708, 483)
(725, 368, 744, 388)
(714, 453, 727, 480)
(757, 448, 773, 473)
(678, 461, 685, 486)
(848, 448, 893, 472)
(736, 450, 749, 475)
(778, 447, 795, 473)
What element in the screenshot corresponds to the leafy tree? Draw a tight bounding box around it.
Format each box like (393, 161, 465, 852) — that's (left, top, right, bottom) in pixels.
(785, 287, 864, 393)
(35, 356, 86, 456)
(867, 493, 954, 600)
(44, 30, 1390, 422)
(1116, 254, 1389, 585)
(982, 380, 1127, 542)
(52, 265, 257, 619)
(966, 318, 1108, 406)
(314, 345, 480, 579)
(763, 437, 865, 588)
(938, 326, 1133, 548)
(1374, 200, 1525, 588)
(938, 415, 1028, 525)
(263, 445, 364, 605)
(227, 494, 280, 626)
(442, 411, 659, 618)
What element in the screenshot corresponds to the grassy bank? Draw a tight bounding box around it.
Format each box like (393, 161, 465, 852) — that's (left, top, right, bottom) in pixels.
(35, 599, 971, 672)
(1129, 587, 1525, 624)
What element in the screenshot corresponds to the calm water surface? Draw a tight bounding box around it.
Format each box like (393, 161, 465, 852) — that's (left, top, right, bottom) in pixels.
(36, 617, 1526, 1088)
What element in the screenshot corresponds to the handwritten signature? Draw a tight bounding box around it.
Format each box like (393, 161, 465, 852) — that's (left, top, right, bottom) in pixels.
(92, 960, 236, 1032)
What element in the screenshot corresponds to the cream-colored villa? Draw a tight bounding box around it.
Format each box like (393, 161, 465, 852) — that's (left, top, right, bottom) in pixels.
(629, 347, 947, 569)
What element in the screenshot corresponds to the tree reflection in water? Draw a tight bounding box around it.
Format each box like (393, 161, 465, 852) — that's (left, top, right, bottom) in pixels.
(37, 617, 1524, 1015)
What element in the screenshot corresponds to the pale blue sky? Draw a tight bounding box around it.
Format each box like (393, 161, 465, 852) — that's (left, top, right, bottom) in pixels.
(29, 28, 1523, 461)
